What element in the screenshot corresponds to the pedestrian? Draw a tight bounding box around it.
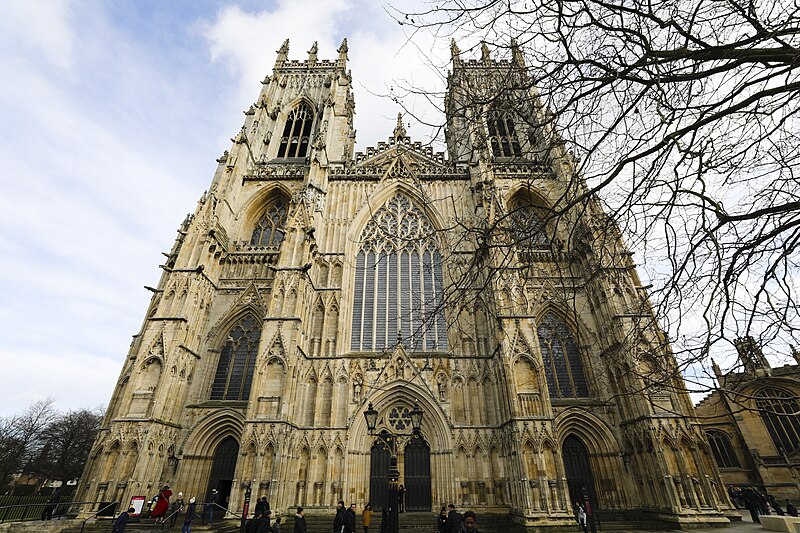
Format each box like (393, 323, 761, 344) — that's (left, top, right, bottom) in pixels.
(446, 504, 461, 533)
(379, 508, 388, 533)
(345, 503, 357, 533)
(769, 494, 785, 516)
(334, 500, 346, 533)
(182, 497, 197, 533)
(255, 496, 271, 517)
(170, 492, 185, 526)
(362, 503, 372, 533)
(204, 488, 219, 523)
(295, 506, 307, 533)
(743, 487, 761, 524)
(151, 485, 172, 524)
(437, 506, 448, 533)
(113, 507, 135, 533)
(41, 487, 62, 521)
(274, 516, 283, 533)
(787, 500, 798, 517)
(398, 485, 406, 513)
(574, 502, 588, 533)
(462, 511, 479, 533)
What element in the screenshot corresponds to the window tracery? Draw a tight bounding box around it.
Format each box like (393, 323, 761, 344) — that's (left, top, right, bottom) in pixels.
(537, 311, 588, 398)
(210, 314, 261, 401)
(509, 205, 549, 247)
(707, 431, 740, 468)
(251, 200, 288, 247)
(756, 387, 800, 454)
(350, 195, 447, 352)
(487, 108, 522, 158)
(278, 103, 314, 158)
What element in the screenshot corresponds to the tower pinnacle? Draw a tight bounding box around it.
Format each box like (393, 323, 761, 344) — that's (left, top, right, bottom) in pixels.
(393, 113, 407, 140)
(275, 39, 289, 68)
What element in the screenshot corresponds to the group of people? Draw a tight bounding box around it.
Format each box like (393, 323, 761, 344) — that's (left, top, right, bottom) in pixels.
(437, 504, 479, 533)
(727, 486, 798, 523)
(112, 484, 203, 533)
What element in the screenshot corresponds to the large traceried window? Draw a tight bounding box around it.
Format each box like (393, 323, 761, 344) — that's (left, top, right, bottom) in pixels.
(537, 311, 589, 398)
(488, 108, 522, 158)
(509, 205, 550, 248)
(756, 387, 800, 454)
(350, 195, 447, 352)
(278, 103, 314, 158)
(707, 431, 740, 468)
(210, 314, 261, 401)
(251, 200, 288, 247)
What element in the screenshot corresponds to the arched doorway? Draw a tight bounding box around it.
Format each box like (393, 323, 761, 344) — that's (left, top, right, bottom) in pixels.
(562, 435, 597, 509)
(370, 432, 391, 510)
(208, 437, 239, 513)
(404, 436, 431, 511)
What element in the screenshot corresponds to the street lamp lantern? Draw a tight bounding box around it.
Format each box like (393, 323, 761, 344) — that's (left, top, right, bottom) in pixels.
(410, 402, 423, 432)
(364, 403, 378, 431)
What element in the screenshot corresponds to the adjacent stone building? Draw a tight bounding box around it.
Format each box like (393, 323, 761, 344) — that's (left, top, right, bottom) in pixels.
(75, 39, 733, 527)
(695, 337, 800, 501)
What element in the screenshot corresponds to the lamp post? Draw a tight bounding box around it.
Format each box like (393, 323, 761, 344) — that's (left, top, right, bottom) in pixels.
(364, 402, 423, 533)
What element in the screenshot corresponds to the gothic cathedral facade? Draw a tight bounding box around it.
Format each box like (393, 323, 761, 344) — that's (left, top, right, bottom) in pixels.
(76, 40, 732, 528)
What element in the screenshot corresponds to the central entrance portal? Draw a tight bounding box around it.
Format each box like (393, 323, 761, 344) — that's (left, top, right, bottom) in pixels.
(403, 436, 431, 511)
(207, 436, 239, 515)
(369, 433, 391, 510)
(562, 435, 597, 509)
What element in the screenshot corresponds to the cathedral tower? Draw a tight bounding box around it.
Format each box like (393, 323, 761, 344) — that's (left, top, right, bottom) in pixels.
(77, 40, 732, 528)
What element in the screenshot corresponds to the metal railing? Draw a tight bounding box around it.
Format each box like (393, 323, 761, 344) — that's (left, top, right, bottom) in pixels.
(0, 499, 117, 523)
(79, 502, 119, 533)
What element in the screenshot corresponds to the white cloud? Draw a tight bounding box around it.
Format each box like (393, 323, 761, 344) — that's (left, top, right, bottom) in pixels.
(0, 0, 76, 71)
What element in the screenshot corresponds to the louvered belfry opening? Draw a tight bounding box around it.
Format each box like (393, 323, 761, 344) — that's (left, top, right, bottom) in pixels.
(487, 107, 522, 158)
(278, 103, 314, 158)
(350, 195, 447, 352)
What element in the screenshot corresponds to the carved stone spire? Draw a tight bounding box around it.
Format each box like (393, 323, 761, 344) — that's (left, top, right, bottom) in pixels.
(481, 41, 491, 65)
(450, 39, 461, 66)
(338, 38, 349, 64)
(275, 39, 289, 68)
(393, 113, 407, 140)
(511, 38, 525, 68)
(308, 41, 318, 63)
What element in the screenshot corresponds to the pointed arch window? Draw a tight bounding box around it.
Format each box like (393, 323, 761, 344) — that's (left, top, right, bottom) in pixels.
(210, 314, 261, 401)
(488, 108, 522, 158)
(278, 103, 314, 158)
(707, 431, 740, 468)
(509, 205, 550, 248)
(756, 387, 800, 454)
(537, 312, 588, 398)
(350, 195, 447, 352)
(251, 200, 288, 247)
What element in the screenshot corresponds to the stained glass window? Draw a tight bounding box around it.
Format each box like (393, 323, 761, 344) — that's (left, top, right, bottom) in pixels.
(537, 312, 588, 398)
(350, 195, 447, 352)
(277, 103, 314, 158)
(210, 315, 261, 400)
(251, 200, 288, 247)
(509, 206, 549, 247)
(488, 108, 522, 158)
(756, 388, 800, 454)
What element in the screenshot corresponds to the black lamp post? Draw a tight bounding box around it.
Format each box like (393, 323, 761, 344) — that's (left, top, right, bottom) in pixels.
(364, 402, 423, 533)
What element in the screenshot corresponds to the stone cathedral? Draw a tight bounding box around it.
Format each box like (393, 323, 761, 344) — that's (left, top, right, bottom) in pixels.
(76, 40, 734, 528)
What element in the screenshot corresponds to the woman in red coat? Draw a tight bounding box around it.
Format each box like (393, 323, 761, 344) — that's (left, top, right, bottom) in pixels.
(151, 485, 173, 524)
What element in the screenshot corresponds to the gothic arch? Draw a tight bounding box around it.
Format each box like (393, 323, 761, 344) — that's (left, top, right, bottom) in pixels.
(239, 183, 293, 230)
(180, 409, 246, 457)
(554, 408, 621, 455)
(348, 381, 453, 452)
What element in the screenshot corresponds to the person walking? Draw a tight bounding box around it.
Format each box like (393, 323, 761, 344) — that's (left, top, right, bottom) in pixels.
(574, 502, 588, 533)
(788, 500, 798, 517)
(362, 503, 372, 533)
(170, 492, 185, 526)
(462, 511, 479, 533)
(40, 487, 61, 521)
(446, 504, 461, 533)
(113, 507, 135, 533)
(437, 506, 448, 533)
(345, 503, 357, 533)
(182, 497, 197, 533)
(204, 488, 219, 523)
(334, 501, 346, 533)
(295, 506, 307, 533)
(151, 485, 172, 524)
(255, 496, 271, 517)
(274, 516, 283, 533)
(379, 508, 388, 533)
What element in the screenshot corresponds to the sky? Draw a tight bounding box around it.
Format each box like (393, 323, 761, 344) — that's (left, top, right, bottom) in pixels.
(0, 0, 454, 416)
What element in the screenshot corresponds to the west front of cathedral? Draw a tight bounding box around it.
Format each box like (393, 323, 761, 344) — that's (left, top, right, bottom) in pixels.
(76, 39, 734, 528)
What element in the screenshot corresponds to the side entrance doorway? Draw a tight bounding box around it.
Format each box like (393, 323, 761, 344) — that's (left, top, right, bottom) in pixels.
(404, 436, 431, 511)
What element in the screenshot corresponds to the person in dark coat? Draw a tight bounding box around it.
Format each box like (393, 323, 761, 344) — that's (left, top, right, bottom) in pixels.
(743, 487, 761, 524)
(446, 504, 461, 533)
(379, 508, 388, 533)
(295, 506, 307, 533)
(398, 485, 406, 513)
(345, 503, 357, 533)
(274, 516, 282, 533)
(437, 506, 448, 533)
(463, 511, 479, 533)
(334, 501, 346, 533)
(787, 500, 798, 517)
(255, 496, 271, 517)
(41, 487, 62, 520)
(113, 507, 135, 533)
(182, 498, 197, 533)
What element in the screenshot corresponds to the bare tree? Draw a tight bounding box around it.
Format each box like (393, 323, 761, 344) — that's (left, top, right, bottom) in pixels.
(388, 0, 800, 388)
(0, 400, 55, 492)
(32, 408, 103, 486)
